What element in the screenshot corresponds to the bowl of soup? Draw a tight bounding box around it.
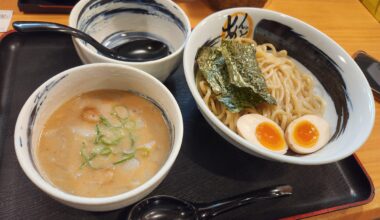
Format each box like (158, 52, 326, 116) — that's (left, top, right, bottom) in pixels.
(14, 63, 183, 211)
(183, 8, 375, 165)
(69, 0, 191, 82)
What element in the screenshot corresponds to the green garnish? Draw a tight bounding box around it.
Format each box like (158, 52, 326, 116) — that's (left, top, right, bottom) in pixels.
(80, 144, 97, 169)
(99, 127, 124, 145)
(94, 124, 103, 144)
(113, 153, 135, 165)
(99, 147, 112, 155)
(93, 145, 112, 156)
(79, 104, 146, 169)
(99, 115, 112, 127)
(125, 120, 136, 130)
(111, 105, 129, 120)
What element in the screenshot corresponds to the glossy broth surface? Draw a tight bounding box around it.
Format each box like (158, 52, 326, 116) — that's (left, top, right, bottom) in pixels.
(36, 90, 171, 197)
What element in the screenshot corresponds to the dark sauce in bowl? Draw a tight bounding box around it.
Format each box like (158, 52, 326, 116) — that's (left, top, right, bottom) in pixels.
(102, 31, 172, 62)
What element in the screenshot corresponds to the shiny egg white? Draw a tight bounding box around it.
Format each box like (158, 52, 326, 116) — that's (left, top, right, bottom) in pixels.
(285, 115, 330, 154)
(237, 114, 288, 154)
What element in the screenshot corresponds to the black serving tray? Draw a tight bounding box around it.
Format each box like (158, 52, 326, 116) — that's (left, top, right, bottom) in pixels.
(18, 0, 77, 14)
(0, 32, 374, 219)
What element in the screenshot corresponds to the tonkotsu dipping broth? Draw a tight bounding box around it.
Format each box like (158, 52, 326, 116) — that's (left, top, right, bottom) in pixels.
(36, 90, 171, 197)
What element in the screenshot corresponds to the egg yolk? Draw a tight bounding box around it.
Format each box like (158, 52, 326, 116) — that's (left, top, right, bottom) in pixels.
(255, 122, 285, 150)
(293, 120, 319, 148)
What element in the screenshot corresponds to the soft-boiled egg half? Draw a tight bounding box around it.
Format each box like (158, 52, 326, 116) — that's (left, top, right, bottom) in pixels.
(285, 115, 330, 154)
(237, 114, 288, 154)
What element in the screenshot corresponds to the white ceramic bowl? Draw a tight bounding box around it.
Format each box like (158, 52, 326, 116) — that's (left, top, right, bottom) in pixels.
(69, 0, 191, 82)
(183, 8, 375, 165)
(14, 63, 183, 211)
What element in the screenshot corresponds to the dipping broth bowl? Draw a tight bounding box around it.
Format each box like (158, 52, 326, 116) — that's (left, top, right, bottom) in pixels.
(69, 0, 191, 81)
(183, 8, 375, 165)
(14, 63, 183, 211)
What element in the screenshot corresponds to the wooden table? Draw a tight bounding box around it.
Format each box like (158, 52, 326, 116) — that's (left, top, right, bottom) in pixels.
(1, 0, 380, 219)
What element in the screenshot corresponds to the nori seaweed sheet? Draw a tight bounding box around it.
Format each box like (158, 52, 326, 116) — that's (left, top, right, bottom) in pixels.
(196, 39, 276, 112)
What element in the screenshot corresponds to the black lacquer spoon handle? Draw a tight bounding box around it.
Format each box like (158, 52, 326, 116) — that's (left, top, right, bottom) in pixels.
(12, 21, 117, 58)
(196, 185, 292, 219)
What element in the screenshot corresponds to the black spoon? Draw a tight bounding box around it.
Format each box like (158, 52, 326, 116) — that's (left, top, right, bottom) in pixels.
(12, 21, 170, 62)
(128, 185, 292, 220)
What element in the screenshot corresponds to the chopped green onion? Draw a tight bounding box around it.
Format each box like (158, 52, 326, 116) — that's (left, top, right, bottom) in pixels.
(99, 147, 112, 155)
(111, 105, 129, 120)
(93, 145, 112, 156)
(80, 106, 141, 169)
(100, 127, 124, 145)
(113, 153, 135, 165)
(101, 138, 120, 146)
(99, 115, 112, 127)
(94, 124, 103, 144)
(125, 120, 136, 130)
(80, 144, 97, 169)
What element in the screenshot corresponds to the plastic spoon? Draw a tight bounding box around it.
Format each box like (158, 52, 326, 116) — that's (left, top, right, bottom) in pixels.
(127, 184, 293, 220)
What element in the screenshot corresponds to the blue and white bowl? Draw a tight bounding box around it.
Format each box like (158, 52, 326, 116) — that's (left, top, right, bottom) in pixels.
(183, 8, 375, 165)
(14, 64, 183, 211)
(69, 0, 191, 81)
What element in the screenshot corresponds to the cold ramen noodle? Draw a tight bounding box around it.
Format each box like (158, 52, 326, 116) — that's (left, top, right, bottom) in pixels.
(36, 90, 171, 197)
(196, 38, 330, 155)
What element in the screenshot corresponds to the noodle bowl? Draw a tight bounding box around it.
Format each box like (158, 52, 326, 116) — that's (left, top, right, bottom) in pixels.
(196, 39, 325, 132)
(184, 7, 375, 164)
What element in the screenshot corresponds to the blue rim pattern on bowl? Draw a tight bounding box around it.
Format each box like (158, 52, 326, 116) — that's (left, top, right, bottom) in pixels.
(77, 0, 187, 34)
